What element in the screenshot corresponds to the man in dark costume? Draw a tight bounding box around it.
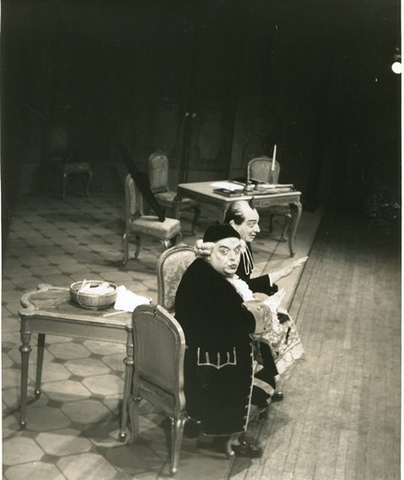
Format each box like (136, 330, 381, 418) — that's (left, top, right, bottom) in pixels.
(175, 224, 273, 458)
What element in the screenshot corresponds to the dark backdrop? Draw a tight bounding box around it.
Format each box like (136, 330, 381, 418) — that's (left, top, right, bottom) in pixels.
(1, 0, 401, 240)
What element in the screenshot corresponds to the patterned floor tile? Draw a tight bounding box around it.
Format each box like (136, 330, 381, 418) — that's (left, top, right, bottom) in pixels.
(57, 452, 118, 480)
(4, 461, 65, 480)
(36, 428, 93, 456)
(62, 398, 113, 424)
(3, 436, 44, 465)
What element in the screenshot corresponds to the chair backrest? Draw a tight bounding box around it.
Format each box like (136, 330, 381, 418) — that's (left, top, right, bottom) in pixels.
(157, 244, 196, 313)
(148, 151, 169, 194)
(132, 303, 186, 412)
(125, 174, 144, 222)
(247, 156, 281, 184)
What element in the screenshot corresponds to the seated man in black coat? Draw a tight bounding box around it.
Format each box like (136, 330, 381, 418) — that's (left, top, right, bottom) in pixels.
(195, 200, 307, 408)
(175, 224, 274, 458)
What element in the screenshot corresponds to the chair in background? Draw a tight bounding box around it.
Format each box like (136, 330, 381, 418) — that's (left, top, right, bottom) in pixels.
(247, 155, 292, 242)
(156, 244, 196, 314)
(46, 123, 93, 199)
(128, 303, 187, 475)
(148, 151, 201, 234)
(123, 174, 182, 264)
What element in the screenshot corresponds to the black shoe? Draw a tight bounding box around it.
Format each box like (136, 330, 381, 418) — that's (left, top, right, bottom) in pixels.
(271, 391, 284, 402)
(231, 438, 263, 458)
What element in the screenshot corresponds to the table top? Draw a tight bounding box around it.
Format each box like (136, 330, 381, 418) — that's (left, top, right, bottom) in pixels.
(19, 284, 132, 328)
(177, 181, 301, 204)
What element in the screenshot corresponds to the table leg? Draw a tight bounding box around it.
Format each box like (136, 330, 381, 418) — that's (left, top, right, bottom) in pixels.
(288, 201, 303, 257)
(35, 334, 45, 398)
(218, 205, 228, 223)
(173, 193, 183, 219)
(120, 328, 134, 441)
(19, 330, 32, 429)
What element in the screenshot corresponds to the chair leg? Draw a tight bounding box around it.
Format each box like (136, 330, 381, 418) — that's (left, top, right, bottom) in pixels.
(85, 170, 93, 196)
(268, 213, 274, 233)
(35, 334, 45, 398)
(127, 394, 142, 443)
(134, 235, 141, 258)
(161, 239, 172, 250)
(122, 233, 129, 265)
(169, 415, 186, 475)
(62, 173, 69, 199)
(191, 205, 201, 235)
(120, 346, 134, 442)
(280, 213, 292, 242)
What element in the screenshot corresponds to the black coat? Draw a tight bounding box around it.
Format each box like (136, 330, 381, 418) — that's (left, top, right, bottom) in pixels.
(237, 243, 278, 295)
(175, 258, 256, 436)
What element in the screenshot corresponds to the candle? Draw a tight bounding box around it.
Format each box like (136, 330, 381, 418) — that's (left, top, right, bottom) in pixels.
(271, 144, 277, 171)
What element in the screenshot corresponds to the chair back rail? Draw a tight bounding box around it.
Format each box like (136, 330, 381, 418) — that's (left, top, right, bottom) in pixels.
(247, 156, 281, 185)
(156, 245, 196, 313)
(132, 303, 186, 411)
(148, 151, 169, 193)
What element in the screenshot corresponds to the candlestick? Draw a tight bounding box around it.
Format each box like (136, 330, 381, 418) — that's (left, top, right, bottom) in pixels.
(271, 144, 277, 171)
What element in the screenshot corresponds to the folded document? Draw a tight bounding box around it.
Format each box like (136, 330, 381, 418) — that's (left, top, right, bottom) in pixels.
(114, 285, 150, 312)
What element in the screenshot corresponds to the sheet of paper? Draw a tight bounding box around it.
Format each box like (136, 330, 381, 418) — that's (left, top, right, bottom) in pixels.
(211, 181, 244, 191)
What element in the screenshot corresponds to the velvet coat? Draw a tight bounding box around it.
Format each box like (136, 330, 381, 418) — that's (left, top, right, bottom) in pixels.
(175, 258, 256, 436)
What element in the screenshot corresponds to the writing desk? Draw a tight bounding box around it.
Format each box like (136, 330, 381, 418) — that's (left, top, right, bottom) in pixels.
(176, 181, 302, 256)
(19, 284, 133, 440)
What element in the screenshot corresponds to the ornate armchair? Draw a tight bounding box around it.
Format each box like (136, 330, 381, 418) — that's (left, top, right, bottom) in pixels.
(123, 174, 182, 264)
(148, 151, 201, 234)
(247, 156, 292, 241)
(128, 303, 187, 475)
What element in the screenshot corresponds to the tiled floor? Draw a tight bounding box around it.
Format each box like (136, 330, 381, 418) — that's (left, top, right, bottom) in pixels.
(2, 192, 320, 480)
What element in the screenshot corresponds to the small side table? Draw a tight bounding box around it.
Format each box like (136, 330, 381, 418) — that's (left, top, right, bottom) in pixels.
(19, 283, 133, 441)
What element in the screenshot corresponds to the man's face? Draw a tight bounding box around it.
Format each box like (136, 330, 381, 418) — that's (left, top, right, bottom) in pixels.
(231, 205, 260, 242)
(209, 237, 242, 277)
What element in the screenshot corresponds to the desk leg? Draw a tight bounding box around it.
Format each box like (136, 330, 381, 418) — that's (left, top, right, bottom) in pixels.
(19, 331, 32, 429)
(173, 193, 182, 219)
(120, 329, 134, 441)
(218, 205, 228, 223)
(35, 334, 45, 398)
(288, 201, 303, 257)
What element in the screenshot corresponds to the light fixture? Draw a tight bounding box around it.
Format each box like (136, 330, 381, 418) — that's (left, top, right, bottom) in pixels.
(391, 49, 401, 75)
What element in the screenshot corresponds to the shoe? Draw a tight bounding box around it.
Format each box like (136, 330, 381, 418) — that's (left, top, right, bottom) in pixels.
(231, 438, 263, 458)
(271, 391, 284, 402)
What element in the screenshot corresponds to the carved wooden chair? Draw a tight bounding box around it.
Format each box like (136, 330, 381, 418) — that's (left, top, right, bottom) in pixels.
(128, 303, 187, 475)
(123, 174, 182, 264)
(247, 156, 292, 241)
(156, 244, 196, 314)
(148, 151, 201, 234)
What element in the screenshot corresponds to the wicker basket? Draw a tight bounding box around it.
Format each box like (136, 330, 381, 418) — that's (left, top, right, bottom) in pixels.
(70, 280, 117, 310)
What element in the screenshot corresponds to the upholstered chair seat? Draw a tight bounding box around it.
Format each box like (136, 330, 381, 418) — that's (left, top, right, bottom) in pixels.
(129, 216, 182, 239)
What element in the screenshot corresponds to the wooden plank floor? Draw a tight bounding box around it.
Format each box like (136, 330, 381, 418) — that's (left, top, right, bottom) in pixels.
(229, 211, 401, 479)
